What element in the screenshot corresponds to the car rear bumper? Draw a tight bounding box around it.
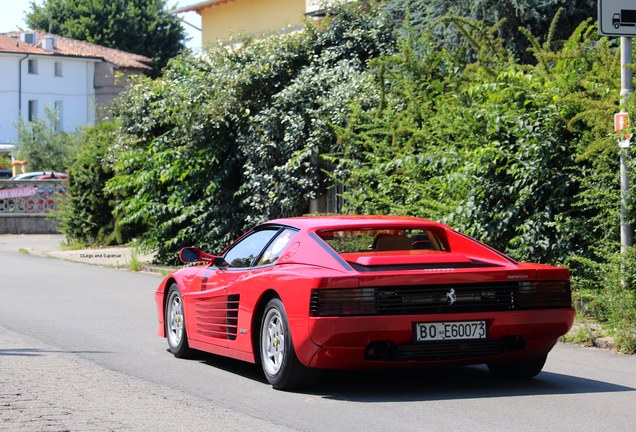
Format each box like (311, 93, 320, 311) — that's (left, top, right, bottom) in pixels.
(304, 308, 575, 369)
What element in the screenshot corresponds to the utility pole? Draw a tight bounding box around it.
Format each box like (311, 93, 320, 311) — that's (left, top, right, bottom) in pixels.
(599, 2, 635, 287)
(619, 36, 633, 254)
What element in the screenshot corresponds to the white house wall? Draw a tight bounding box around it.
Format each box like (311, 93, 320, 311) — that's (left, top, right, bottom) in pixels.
(0, 54, 21, 145)
(0, 53, 97, 145)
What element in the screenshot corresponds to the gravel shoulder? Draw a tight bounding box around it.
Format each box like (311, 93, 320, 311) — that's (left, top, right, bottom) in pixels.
(0, 327, 293, 432)
(0, 235, 291, 431)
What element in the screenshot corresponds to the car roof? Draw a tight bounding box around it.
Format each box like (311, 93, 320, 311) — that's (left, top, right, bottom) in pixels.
(265, 215, 444, 230)
(11, 171, 66, 179)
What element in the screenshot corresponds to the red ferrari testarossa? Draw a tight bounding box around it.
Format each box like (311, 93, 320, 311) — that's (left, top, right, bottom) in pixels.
(155, 215, 574, 390)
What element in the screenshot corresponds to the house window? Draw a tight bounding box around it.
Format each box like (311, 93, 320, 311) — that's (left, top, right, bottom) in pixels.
(28, 100, 38, 121)
(54, 61, 63, 77)
(54, 101, 63, 131)
(22, 33, 35, 45)
(27, 59, 38, 74)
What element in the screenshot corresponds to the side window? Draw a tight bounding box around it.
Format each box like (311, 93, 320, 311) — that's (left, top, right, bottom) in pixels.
(257, 229, 296, 266)
(28, 59, 38, 75)
(223, 229, 279, 268)
(54, 61, 63, 77)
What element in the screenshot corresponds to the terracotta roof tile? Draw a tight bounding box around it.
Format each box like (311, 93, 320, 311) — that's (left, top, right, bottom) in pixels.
(1, 31, 152, 69)
(0, 34, 49, 54)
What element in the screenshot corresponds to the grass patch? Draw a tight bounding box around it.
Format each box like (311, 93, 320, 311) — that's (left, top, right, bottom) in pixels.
(60, 239, 87, 251)
(128, 247, 142, 272)
(562, 319, 605, 347)
(18, 248, 30, 255)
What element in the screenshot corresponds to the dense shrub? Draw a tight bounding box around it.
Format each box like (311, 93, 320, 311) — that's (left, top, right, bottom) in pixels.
(58, 121, 138, 245)
(331, 17, 623, 266)
(106, 3, 397, 262)
(328, 15, 636, 350)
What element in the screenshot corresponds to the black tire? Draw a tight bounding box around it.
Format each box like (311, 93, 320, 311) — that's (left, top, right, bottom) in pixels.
(487, 354, 547, 379)
(165, 283, 193, 358)
(259, 298, 319, 390)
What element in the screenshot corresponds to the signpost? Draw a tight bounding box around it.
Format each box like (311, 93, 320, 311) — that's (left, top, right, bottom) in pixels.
(599, 0, 635, 255)
(599, 0, 636, 37)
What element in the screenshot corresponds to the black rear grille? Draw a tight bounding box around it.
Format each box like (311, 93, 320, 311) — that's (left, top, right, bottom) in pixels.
(365, 337, 526, 361)
(310, 281, 571, 316)
(377, 283, 515, 314)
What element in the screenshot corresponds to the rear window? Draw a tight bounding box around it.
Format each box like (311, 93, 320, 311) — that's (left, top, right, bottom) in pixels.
(317, 228, 446, 254)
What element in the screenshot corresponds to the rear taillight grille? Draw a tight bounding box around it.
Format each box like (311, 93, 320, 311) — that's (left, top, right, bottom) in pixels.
(310, 281, 571, 317)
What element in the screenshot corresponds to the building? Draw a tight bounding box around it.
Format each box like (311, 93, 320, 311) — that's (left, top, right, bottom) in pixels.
(0, 31, 151, 155)
(173, 0, 347, 45)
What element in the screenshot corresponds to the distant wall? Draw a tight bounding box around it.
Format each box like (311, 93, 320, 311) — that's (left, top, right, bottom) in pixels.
(0, 180, 66, 234)
(94, 64, 143, 120)
(200, 0, 305, 43)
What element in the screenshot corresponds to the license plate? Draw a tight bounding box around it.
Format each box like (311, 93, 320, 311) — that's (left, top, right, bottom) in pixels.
(415, 320, 487, 341)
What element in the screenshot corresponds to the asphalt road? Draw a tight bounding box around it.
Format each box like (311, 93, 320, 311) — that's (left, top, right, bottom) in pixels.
(1, 243, 636, 431)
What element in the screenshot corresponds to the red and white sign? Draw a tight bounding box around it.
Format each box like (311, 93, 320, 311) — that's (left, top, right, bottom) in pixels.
(615, 112, 630, 140)
(0, 187, 38, 200)
(615, 112, 629, 132)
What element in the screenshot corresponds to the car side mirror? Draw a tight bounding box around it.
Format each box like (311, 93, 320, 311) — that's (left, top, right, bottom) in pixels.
(179, 247, 217, 264)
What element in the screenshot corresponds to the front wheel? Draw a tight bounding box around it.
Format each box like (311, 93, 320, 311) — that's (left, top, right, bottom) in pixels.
(260, 298, 318, 390)
(487, 354, 547, 379)
(165, 283, 193, 358)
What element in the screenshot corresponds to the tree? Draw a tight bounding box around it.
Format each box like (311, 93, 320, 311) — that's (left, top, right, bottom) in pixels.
(385, 0, 597, 62)
(26, 0, 185, 76)
(14, 105, 80, 171)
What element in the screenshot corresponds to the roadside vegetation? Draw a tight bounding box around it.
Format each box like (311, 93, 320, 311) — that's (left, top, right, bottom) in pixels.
(14, 106, 80, 172)
(50, 0, 634, 351)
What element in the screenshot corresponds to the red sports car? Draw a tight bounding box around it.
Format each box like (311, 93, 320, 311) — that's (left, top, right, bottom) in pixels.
(155, 215, 574, 390)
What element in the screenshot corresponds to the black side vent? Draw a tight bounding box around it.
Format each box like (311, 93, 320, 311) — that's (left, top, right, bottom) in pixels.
(226, 294, 240, 340)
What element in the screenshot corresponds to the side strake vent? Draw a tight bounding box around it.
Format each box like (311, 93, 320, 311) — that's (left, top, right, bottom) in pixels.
(226, 294, 240, 340)
(194, 294, 240, 340)
(310, 281, 571, 317)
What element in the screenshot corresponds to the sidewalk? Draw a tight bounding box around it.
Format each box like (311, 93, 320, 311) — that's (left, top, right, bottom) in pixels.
(0, 234, 160, 272)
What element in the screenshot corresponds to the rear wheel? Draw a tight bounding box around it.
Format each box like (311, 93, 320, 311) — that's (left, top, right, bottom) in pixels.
(165, 283, 193, 358)
(487, 354, 547, 379)
(260, 298, 318, 390)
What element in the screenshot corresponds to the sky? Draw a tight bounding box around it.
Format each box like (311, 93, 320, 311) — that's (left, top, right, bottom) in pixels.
(0, 0, 202, 50)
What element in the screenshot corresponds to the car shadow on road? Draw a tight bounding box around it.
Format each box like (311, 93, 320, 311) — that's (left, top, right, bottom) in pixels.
(172, 349, 270, 384)
(311, 366, 635, 402)
(179, 350, 635, 401)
